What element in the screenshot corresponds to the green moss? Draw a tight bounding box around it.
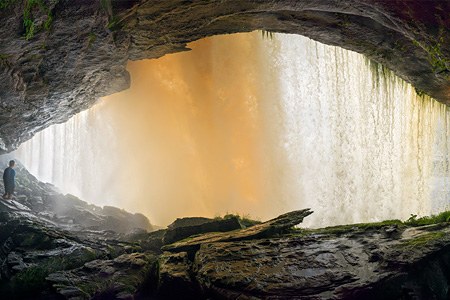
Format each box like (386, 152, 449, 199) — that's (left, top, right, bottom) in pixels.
(23, 0, 55, 40)
(100, 0, 121, 31)
(77, 254, 157, 298)
(43, 10, 53, 31)
(215, 213, 261, 228)
(305, 219, 404, 236)
(399, 231, 446, 249)
(5, 248, 98, 298)
(87, 32, 97, 47)
(0, 53, 11, 59)
(107, 16, 121, 31)
(19, 231, 52, 248)
(0, 0, 18, 9)
(10, 265, 50, 298)
(413, 32, 450, 77)
(404, 211, 450, 227)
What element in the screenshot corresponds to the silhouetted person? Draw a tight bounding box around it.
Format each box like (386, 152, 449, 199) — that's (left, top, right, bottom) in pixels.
(3, 160, 16, 200)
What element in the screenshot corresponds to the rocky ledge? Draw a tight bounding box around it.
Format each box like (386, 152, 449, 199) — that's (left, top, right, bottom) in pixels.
(157, 212, 450, 300)
(0, 0, 449, 153)
(1, 161, 450, 299)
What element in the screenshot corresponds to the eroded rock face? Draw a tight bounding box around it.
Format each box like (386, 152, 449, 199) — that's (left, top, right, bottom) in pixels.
(0, 162, 157, 299)
(160, 215, 450, 300)
(0, 0, 449, 152)
(46, 252, 157, 300)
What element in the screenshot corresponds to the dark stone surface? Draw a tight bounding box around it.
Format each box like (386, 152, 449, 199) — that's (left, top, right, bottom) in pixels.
(2, 162, 450, 299)
(159, 215, 450, 300)
(167, 217, 214, 229)
(0, 0, 449, 153)
(162, 209, 313, 254)
(46, 252, 157, 300)
(162, 216, 242, 245)
(0, 161, 157, 299)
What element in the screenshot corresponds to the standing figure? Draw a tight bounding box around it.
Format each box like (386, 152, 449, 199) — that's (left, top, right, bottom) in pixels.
(3, 160, 16, 200)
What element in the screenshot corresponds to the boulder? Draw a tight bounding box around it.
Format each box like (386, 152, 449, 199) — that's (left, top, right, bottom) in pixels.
(162, 209, 313, 253)
(157, 251, 199, 300)
(167, 217, 213, 229)
(163, 216, 243, 245)
(0, 161, 154, 235)
(47, 252, 157, 300)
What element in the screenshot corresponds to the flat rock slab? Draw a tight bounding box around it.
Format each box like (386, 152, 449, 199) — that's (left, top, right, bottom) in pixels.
(162, 209, 313, 253)
(160, 220, 450, 299)
(163, 216, 242, 245)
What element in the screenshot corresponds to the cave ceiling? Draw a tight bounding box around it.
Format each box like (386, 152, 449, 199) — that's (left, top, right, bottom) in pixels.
(0, 0, 449, 153)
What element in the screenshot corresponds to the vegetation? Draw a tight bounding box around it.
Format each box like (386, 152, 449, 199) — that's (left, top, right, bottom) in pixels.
(415, 87, 426, 97)
(23, 0, 54, 40)
(413, 32, 450, 77)
(0, 53, 11, 67)
(0, 0, 18, 9)
(297, 210, 450, 237)
(399, 231, 446, 249)
(100, 0, 121, 31)
(404, 211, 450, 227)
(215, 213, 261, 228)
(88, 32, 97, 47)
(1, 249, 98, 298)
(261, 30, 275, 40)
(76, 254, 157, 299)
(305, 219, 405, 236)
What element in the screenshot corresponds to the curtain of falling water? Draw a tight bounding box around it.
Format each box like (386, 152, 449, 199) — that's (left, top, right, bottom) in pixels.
(15, 104, 119, 206)
(14, 32, 450, 227)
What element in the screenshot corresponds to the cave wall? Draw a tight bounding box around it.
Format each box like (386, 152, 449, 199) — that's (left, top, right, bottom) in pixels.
(0, 0, 449, 153)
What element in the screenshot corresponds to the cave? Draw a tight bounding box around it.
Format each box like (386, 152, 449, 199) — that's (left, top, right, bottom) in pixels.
(0, 1, 450, 299)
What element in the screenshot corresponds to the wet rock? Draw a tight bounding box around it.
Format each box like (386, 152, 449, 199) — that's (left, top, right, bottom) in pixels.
(163, 216, 242, 245)
(0, 1, 449, 152)
(157, 251, 199, 300)
(155, 211, 450, 299)
(47, 252, 157, 300)
(0, 162, 160, 299)
(0, 161, 153, 235)
(140, 229, 166, 253)
(162, 209, 313, 253)
(168, 217, 213, 229)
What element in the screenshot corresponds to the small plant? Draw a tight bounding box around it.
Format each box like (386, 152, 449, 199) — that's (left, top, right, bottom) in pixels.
(404, 211, 450, 227)
(412, 33, 450, 77)
(216, 213, 261, 228)
(7, 249, 98, 298)
(261, 30, 275, 40)
(87, 32, 97, 47)
(0, 0, 18, 9)
(100, 0, 120, 31)
(399, 231, 446, 249)
(23, 0, 55, 40)
(415, 88, 426, 97)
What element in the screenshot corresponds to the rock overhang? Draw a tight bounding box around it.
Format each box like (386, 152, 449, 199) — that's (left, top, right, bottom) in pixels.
(0, 0, 448, 152)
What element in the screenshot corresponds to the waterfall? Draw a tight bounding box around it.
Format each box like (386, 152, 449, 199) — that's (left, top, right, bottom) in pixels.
(14, 32, 450, 226)
(15, 103, 120, 207)
(266, 34, 450, 226)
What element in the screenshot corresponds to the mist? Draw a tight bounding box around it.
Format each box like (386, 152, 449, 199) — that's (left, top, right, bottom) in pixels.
(15, 32, 450, 227)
